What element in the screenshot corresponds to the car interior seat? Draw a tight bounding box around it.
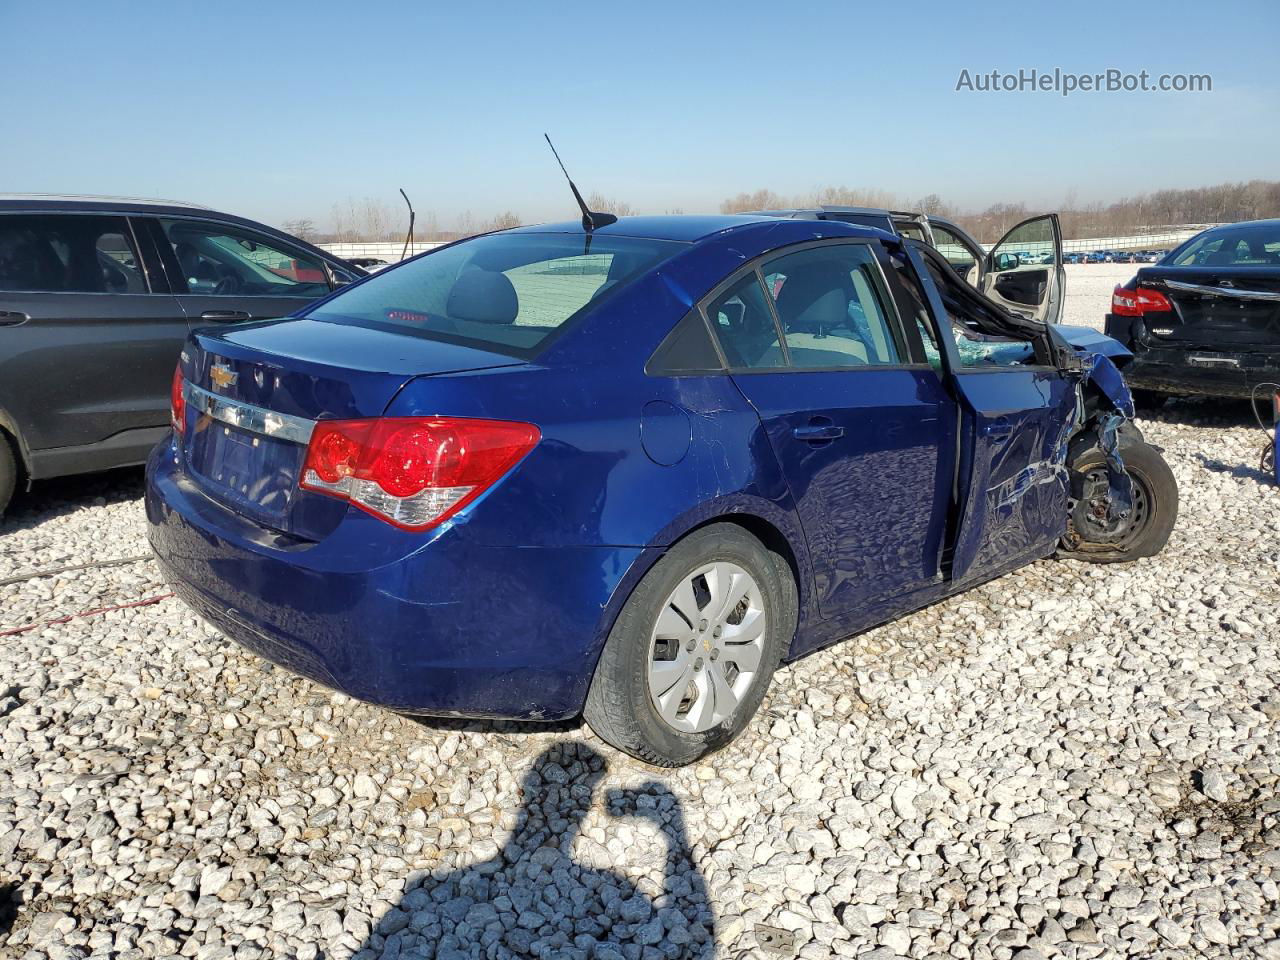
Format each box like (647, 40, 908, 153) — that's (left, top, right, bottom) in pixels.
(0, 229, 66, 292)
(771, 263, 869, 366)
(447, 269, 519, 324)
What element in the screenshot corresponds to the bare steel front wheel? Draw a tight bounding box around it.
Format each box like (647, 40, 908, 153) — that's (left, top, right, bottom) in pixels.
(1060, 437, 1178, 562)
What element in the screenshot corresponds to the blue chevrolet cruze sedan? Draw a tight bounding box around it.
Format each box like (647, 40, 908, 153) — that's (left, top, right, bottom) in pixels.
(146, 214, 1177, 765)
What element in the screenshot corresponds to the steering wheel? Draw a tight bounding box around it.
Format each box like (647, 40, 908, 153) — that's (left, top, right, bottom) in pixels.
(214, 274, 242, 295)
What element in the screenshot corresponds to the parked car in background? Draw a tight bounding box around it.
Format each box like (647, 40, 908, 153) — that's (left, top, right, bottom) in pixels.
(349, 257, 392, 272)
(1105, 218, 1280, 402)
(147, 213, 1175, 766)
(0, 195, 365, 513)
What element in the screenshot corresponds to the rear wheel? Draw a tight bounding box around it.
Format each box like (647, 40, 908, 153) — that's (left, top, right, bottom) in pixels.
(585, 524, 791, 766)
(1059, 437, 1177, 562)
(0, 435, 16, 517)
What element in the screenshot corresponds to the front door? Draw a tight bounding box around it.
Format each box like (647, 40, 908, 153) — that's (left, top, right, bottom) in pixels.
(141, 216, 335, 329)
(903, 244, 1076, 584)
(981, 214, 1065, 325)
(708, 240, 956, 621)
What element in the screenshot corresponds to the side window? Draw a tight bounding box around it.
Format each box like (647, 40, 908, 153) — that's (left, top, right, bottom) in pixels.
(930, 224, 979, 283)
(763, 244, 901, 369)
(922, 258, 1035, 368)
(704, 273, 784, 369)
(0, 215, 145, 294)
(160, 219, 330, 297)
(647, 310, 723, 375)
(95, 231, 146, 293)
(990, 218, 1055, 269)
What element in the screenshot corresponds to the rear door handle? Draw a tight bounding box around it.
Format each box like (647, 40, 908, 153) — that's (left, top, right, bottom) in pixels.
(0, 310, 29, 326)
(793, 422, 845, 442)
(199, 310, 253, 323)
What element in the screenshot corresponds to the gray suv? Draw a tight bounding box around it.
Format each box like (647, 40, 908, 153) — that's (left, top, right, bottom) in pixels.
(0, 195, 364, 513)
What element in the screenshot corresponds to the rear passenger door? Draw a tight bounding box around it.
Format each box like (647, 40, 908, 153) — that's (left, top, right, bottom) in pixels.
(141, 217, 338, 328)
(709, 240, 957, 627)
(0, 212, 189, 458)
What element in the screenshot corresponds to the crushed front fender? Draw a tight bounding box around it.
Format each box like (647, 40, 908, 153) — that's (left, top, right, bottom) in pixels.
(1082, 353, 1135, 420)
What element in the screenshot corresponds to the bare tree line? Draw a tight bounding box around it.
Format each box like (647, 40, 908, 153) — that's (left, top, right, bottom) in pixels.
(279, 180, 1280, 245)
(722, 179, 1280, 242)
(285, 195, 638, 245)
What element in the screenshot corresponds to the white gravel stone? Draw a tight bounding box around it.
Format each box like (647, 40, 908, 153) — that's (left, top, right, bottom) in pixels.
(1, 392, 1278, 959)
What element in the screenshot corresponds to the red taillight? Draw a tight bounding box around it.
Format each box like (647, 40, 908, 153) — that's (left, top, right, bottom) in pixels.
(300, 417, 540, 531)
(170, 365, 185, 436)
(1112, 284, 1173, 317)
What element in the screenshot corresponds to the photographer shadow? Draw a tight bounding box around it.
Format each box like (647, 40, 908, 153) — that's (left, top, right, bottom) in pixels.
(355, 743, 715, 959)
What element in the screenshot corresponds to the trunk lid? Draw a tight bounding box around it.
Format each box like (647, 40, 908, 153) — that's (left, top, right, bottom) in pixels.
(1138, 265, 1280, 350)
(182, 318, 525, 537)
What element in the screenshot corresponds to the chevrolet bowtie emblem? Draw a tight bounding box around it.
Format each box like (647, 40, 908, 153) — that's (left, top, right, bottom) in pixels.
(210, 363, 238, 390)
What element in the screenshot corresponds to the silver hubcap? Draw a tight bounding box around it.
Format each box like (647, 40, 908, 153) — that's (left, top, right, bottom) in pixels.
(647, 561, 767, 734)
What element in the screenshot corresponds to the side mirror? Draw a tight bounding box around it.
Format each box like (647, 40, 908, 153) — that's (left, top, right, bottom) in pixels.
(328, 267, 358, 288)
(994, 252, 1020, 271)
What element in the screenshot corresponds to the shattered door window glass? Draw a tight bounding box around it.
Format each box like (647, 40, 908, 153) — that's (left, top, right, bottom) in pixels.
(923, 258, 1035, 368)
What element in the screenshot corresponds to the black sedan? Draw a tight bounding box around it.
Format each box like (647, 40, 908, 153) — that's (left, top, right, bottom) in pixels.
(1105, 219, 1280, 402)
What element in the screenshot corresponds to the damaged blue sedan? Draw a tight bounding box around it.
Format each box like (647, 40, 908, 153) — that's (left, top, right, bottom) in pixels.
(146, 212, 1177, 766)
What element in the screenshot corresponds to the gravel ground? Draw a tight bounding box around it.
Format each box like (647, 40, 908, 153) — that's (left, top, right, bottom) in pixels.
(1059, 265, 1134, 331)
(2, 299, 1279, 958)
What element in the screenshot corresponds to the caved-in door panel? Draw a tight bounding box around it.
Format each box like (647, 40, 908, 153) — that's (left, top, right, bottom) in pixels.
(950, 370, 1077, 581)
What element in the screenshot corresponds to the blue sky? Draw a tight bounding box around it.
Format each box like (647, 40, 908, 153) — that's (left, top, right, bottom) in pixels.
(4, 0, 1277, 230)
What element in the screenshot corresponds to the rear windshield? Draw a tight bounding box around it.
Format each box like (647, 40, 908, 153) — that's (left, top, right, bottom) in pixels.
(1170, 223, 1280, 268)
(307, 232, 685, 355)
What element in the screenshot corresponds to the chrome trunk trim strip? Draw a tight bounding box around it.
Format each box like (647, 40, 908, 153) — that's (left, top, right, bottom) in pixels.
(184, 381, 315, 444)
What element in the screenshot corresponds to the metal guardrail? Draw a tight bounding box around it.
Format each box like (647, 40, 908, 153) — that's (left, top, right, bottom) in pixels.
(319, 227, 1212, 264)
(320, 241, 446, 261)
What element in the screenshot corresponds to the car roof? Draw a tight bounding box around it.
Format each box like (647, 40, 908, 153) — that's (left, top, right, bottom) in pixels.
(512, 214, 786, 243)
(0, 193, 218, 216)
(1200, 218, 1280, 232)
(749, 206, 895, 218)
(0, 193, 352, 266)
(511, 213, 889, 244)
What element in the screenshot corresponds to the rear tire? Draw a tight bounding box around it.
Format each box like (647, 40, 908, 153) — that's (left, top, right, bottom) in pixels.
(0, 435, 16, 517)
(584, 524, 791, 767)
(1059, 437, 1178, 562)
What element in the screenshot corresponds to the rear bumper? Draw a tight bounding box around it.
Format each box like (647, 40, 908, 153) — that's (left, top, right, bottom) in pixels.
(1105, 314, 1280, 399)
(146, 439, 647, 721)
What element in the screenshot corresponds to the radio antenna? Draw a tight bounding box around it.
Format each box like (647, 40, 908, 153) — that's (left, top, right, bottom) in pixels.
(544, 134, 618, 232)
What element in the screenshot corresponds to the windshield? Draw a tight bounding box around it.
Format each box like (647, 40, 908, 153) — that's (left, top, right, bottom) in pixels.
(308, 232, 685, 355)
(1169, 222, 1280, 268)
